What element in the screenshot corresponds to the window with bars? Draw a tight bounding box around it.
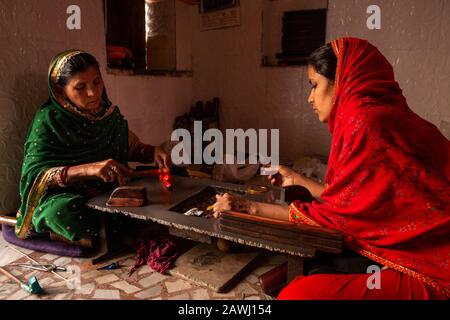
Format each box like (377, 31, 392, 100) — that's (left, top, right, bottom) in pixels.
(276, 9, 327, 66)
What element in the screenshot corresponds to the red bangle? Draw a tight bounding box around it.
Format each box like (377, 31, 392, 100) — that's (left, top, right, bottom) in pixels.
(61, 166, 69, 186)
(53, 166, 68, 188)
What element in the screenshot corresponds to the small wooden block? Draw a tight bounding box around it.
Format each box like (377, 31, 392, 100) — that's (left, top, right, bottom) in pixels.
(106, 186, 147, 207)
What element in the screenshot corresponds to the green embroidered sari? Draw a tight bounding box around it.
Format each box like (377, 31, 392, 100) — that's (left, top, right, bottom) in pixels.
(15, 50, 129, 241)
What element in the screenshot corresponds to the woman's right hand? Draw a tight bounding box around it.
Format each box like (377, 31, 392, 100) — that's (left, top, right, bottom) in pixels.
(69, 159, 133, 186)
(268, 165, 299, 188)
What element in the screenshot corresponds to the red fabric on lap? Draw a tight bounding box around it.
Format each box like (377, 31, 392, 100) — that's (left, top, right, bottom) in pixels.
(277, 270, 447, 300)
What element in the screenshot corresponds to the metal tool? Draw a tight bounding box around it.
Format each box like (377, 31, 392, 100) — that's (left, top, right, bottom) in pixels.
(7, 245, 69, 282)
(9, 263, 67, 272)
(0, 266, 44, 294)
(97, 262, 120, 270)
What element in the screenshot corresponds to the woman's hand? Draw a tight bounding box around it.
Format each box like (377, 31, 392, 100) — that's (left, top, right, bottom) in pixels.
(154, 146, 171, 170)
(68, 159, 133, 186)
(212, 193, 255, 219)
(268, 165, 301, 188)
(268, 165, 327, 201)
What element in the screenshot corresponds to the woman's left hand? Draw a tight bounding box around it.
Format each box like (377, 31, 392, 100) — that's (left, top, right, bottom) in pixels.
(154, 146, 171, 170)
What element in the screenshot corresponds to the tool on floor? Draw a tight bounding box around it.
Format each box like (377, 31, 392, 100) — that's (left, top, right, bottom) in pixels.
(96, 262, 120, 270)
(7, 245, 68, 282)
(9, 263, 67, 272)
(0, 266, 44, 294)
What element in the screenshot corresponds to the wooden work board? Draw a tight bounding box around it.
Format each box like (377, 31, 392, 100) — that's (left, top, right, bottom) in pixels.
(168, 243, 262, 293)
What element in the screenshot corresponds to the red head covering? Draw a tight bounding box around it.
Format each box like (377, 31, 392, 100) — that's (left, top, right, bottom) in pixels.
(290, 37, 450, 297)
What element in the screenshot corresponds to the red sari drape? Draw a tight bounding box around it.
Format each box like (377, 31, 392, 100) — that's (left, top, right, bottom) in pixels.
(289, 37, 450, 297)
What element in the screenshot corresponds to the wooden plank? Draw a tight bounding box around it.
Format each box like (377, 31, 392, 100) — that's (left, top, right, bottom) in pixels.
(219, 223, 313, 251)
(220, 221, 343, 253)
(221, 211, 343, 240)
(219, 220, 342, 254)
(220, 211, 343, 254)
(220, 215, 343, 247)
(168, 243, 262, 293)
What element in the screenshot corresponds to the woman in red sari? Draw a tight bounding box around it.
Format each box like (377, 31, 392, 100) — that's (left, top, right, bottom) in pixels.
(213, 37, 449, 299)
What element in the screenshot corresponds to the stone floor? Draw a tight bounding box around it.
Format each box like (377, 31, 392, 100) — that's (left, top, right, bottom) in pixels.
(0, 232, 285, 300)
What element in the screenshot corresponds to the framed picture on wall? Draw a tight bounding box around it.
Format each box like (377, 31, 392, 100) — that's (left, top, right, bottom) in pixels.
(199, 0, 240, 31)
(199, 0, 238, 13)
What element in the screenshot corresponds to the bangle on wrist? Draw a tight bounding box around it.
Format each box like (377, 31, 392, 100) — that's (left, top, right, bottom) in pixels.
(53, 166, 69, 188)
(61, 166, 69, 186)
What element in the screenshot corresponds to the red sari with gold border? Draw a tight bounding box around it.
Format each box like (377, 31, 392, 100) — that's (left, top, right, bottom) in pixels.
(289, 37, 450, 297)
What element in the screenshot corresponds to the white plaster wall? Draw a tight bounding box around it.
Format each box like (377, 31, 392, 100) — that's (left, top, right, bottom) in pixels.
(192, 0, 450, 165)
(0, 0, 193, 213)
(327, 0, 450, 139)
(192, 0, 333, 163)
(176, 0, 194, 70)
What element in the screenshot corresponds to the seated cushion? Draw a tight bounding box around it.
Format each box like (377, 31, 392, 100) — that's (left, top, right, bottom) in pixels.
(1, 225, 87, 257)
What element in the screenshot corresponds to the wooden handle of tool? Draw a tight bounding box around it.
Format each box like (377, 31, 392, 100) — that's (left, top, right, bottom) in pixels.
(258, 262, 288, 295)
(0, 266, 22, 285)
(0, 215, 17, 227)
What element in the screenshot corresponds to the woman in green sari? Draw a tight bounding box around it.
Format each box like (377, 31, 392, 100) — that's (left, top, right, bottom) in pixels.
(15, 50, 170, 246)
